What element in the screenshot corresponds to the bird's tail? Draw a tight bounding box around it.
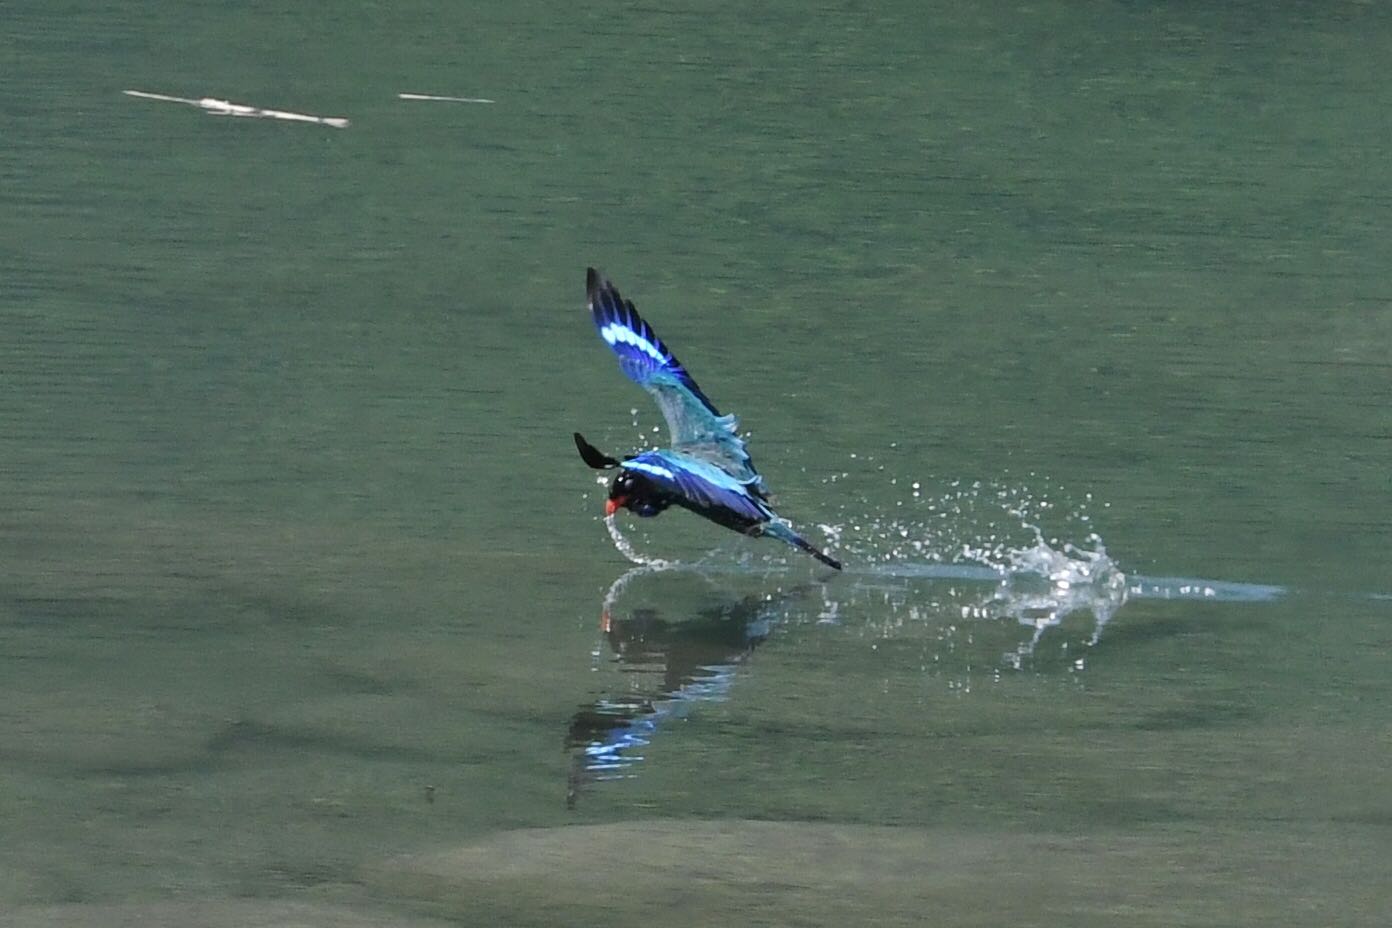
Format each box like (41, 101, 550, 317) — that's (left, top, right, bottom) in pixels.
(759, 520, 842, 571)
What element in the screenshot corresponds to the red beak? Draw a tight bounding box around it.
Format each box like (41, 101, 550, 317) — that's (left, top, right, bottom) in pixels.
(604, 497, 622, 516)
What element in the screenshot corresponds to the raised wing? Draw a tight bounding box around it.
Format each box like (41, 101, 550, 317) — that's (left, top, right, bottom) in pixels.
(621, 452, 773, 525)
(588, 268, 762, 491)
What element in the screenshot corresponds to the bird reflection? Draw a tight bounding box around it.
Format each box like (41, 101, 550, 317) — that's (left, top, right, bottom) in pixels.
(566, 574, 795, 807)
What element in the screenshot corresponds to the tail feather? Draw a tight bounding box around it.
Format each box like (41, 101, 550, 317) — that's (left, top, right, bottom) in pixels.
(760, 520, 842, 571)
(574, 432, 620, 469)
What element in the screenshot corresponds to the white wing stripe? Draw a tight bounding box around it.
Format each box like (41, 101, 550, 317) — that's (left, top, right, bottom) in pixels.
(625, 459, 676, 480)
(600, 322, 667, 364)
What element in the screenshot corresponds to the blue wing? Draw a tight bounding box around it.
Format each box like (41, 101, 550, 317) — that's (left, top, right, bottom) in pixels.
(588, 269, 763, 492)
(621, 452, 773, 524)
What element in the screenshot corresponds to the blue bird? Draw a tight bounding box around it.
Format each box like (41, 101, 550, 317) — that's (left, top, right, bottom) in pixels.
(574, 268, 841, 570)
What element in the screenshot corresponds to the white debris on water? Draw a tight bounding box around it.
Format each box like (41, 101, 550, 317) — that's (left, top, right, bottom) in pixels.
(124, 90, 349, 127)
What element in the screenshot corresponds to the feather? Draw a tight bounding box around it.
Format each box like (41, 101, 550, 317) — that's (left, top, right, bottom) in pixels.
(588, 269, 763, 492)
(620, 452, 772, 524)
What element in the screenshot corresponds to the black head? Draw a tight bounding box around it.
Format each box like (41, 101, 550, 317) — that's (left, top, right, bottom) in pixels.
(607, 469, 670, 518)
(574, 433, 669, 518)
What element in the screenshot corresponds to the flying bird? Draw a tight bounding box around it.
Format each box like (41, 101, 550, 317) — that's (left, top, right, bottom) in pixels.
(574, 268, 841, 570)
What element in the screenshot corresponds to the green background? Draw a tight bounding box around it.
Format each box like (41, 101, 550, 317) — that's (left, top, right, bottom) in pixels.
(2, 2, 1388, 925)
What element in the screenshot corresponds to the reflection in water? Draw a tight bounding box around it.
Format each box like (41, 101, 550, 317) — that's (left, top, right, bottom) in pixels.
(566, 577, 792, 807)
(607, 503, 1287, 664)
(570, 525, 1293, 804)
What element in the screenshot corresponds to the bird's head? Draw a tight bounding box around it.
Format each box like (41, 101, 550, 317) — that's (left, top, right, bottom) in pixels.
(574, 433, 670, 518)
(607, 469, 668, 518)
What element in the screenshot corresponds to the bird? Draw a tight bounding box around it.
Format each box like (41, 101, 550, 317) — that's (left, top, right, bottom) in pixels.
(574, 267, 841, 570)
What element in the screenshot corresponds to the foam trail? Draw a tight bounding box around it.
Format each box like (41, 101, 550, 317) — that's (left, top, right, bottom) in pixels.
(1126, 576, 1286, 602)
(859, 562, 1285, 603)
(598, 532, 1288, 605)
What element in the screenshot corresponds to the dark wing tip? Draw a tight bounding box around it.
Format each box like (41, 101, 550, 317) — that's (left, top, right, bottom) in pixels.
(586, 267, 610, 302)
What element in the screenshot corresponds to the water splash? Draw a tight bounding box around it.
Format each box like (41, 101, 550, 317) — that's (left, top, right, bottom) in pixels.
(596, 468, 674, 570)
(810, 472, 1128, 658)
(603, 514, 672, 569)
(824, 469, 1107, 568)
(974, 534, 1128, 668)
(590, 462, 1294, 672)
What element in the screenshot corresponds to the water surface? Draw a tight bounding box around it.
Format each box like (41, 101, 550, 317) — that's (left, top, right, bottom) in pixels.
(2, 1, 1389, 925)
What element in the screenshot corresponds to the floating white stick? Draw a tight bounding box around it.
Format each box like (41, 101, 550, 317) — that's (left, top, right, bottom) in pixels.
(123, 90, 350, 128)
(398, 92, 495, 104)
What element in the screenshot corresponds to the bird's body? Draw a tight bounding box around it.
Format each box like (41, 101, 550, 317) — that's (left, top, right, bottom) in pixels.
(574, 268, 840, 570)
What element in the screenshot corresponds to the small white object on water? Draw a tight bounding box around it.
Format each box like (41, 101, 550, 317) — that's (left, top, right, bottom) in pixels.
(398, 92, 496, 104)
(123, 90, 349, 128)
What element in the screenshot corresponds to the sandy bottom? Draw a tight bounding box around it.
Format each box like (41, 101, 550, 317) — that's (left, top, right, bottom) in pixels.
(0, 900, 452, 928)
(362, 818, 1390, 927)
(2, 819, 1387, 926)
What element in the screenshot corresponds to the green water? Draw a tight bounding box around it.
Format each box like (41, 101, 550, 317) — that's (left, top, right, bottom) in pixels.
(3, 1, 1390, 925)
